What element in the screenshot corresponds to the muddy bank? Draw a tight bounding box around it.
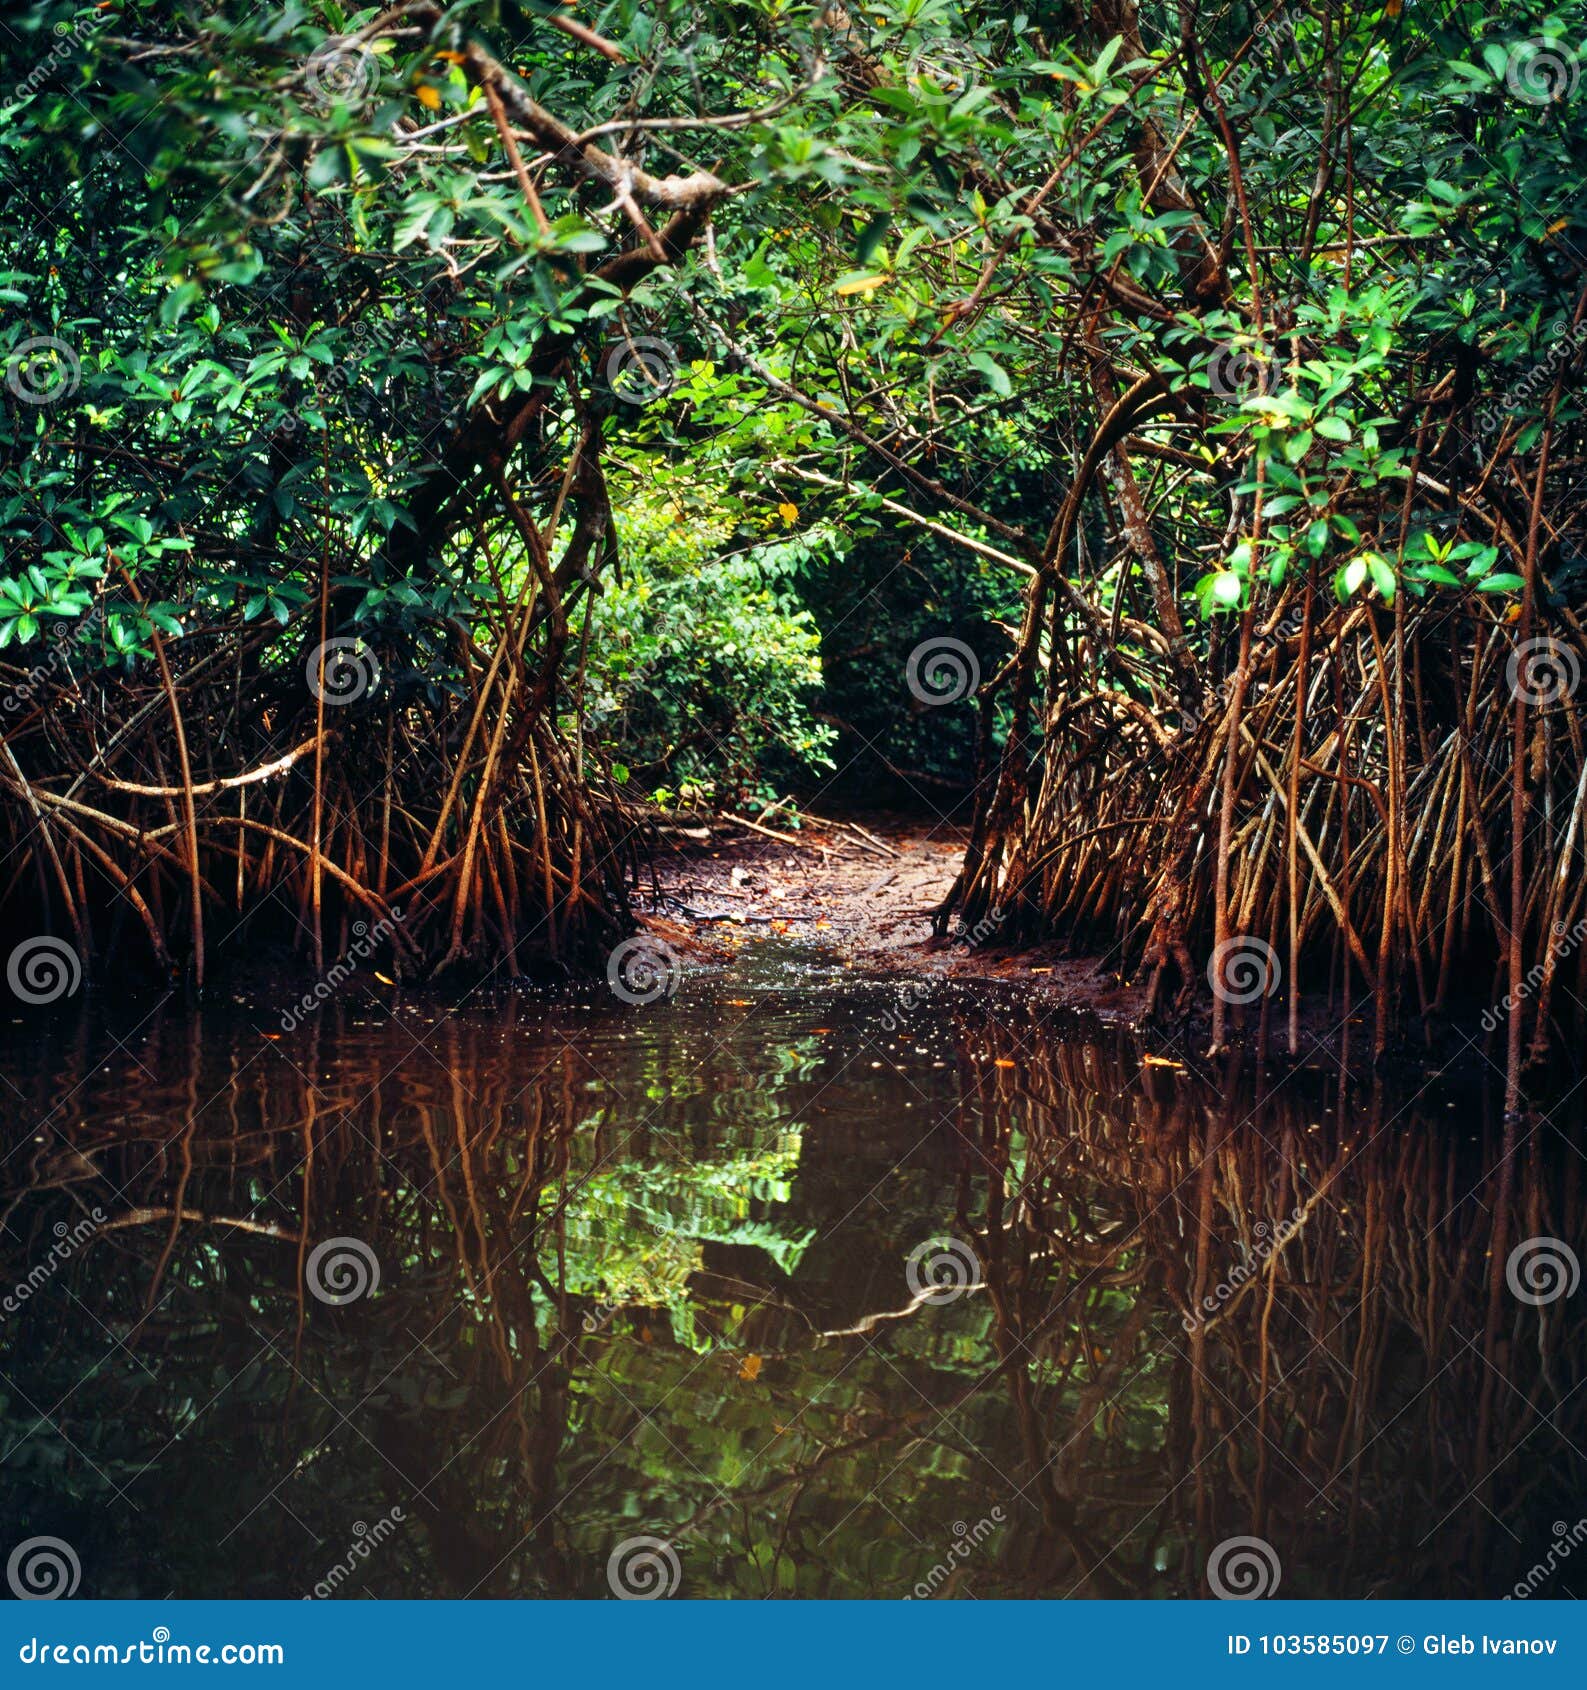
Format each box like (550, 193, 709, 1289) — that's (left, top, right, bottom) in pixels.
(639, 811, 1530, 1084)
(643, 811, 1146, 1022)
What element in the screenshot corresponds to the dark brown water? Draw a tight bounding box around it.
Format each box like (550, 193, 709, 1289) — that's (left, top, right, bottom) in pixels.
(1, 943, 1584, 1599)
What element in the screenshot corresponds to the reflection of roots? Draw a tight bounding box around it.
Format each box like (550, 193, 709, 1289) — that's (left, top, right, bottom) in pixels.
(4, 991, 1581, 1597)
(951, 1009, 1587, 1597)
(947, 596, 1587, 1066)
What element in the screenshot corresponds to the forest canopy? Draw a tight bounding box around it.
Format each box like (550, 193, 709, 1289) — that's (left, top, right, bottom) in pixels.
(3, 0, 1587, 1097)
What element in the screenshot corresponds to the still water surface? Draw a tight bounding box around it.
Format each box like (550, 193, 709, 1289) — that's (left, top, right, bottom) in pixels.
(1, 943, 1583, 1598)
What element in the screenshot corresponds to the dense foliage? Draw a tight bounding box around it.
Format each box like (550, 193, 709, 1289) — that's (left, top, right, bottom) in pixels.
(4, 1, 1587, 1082)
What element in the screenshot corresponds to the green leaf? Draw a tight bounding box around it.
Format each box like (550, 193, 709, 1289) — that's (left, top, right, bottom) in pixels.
(1337, 557, 1368, 599)
(1481, 43, 1512, 81)
(1210, 571, 1242, 607)
(855, 213, 891, 267)
(966, 352, 1012, 397)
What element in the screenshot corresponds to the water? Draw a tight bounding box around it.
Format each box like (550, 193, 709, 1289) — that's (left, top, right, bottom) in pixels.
(1, 943, 1583, 1600)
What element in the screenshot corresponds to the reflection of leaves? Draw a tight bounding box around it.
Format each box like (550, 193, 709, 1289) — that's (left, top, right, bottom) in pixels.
(563, 1140, 816, 1347)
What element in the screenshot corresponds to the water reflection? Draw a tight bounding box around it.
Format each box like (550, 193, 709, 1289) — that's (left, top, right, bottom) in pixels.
(1, 956, 1583, 1598)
